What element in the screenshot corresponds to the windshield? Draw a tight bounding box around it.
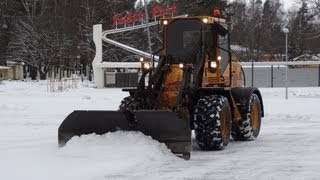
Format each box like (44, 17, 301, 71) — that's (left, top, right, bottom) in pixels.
(167, 19, 203, 63)
(218, 34, 230, 73)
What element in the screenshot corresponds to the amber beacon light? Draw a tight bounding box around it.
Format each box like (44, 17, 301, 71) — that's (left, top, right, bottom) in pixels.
(213, 9, 221, 17)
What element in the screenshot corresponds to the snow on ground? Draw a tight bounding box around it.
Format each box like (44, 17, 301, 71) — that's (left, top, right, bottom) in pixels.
(1, 80, 320, 180)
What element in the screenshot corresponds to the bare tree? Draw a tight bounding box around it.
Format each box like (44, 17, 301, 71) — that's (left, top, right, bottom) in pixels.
(6, 0, 76, 79)
(0, 0, 9, 66)
(309, 0, 320, 13)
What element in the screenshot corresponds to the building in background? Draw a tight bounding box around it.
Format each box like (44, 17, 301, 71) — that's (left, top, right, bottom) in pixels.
(0, 62, 23, 81)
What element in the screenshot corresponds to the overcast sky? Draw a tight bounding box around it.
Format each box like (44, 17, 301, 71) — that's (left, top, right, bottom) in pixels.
(135, 0, 302, 11)
(244, 0, 302, 11)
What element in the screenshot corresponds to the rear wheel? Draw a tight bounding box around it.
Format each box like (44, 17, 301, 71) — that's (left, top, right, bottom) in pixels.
(232, 93, 261, 141)
(194, 95, 232, 150)
(182, 153, 191, 160)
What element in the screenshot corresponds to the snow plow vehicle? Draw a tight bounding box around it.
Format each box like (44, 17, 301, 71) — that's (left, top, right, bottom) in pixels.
(58, 15, 264, 160)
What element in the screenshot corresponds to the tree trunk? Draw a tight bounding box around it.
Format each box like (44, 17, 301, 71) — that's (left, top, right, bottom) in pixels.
(38, 65, 47, 80)
(23, 66, 27, 79)
(39, 71, 46, 80)
(30, 67, 37, 80)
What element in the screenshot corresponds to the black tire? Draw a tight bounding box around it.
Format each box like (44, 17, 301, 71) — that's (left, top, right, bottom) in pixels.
(119, 96, 143, 111)
(182, 153, 191, 160)
(194, 95, 232, 150)
(119, 96, 144, 127)
(231, 93, 261, 141)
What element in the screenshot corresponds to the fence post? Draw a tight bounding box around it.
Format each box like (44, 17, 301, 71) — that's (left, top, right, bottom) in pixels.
(318, 64, 320, 87)
(271, 65, 274, 88)
(251, 60, 254, 87)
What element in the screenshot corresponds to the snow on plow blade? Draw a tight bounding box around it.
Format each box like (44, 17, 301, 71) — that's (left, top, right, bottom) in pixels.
(135, 111, 191, 159)
(58, 110, 191, 159)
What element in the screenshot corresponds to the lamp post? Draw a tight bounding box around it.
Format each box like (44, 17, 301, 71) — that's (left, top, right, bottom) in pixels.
(142, 0, 152, 58)
(251, 0, 255, 87)
(283, 28, 289, 100)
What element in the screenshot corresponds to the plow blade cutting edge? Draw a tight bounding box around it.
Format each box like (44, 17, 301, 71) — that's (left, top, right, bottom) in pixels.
(58, 110, 191, 159)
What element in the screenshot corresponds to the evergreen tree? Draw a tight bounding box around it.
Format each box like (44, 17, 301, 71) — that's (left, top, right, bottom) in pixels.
(260, 0, 284, 55)
(289, 0, 315, 58)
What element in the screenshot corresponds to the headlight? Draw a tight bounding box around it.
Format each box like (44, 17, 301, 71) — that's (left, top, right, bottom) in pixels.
(217, 56, 222, 61)
(208, 61, 218, 73)
(143, 62, 151, 70)
(163, 20, 168, 25)
(139, 57, 144, 62)
(203, 18, 208, 24)
(210, 61, 217, 68)
(179, 63, 184, 69)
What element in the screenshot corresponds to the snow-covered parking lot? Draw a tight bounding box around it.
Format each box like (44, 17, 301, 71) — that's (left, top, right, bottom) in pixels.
(1, 81, 320, 180)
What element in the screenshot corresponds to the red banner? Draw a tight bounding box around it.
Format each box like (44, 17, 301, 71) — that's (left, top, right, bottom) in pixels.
(152, 4, 177, 19)
(113, 4, 177, 27)
(113, 12, 146, 26)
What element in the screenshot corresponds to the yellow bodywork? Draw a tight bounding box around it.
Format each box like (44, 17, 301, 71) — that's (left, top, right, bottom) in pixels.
(201, 56, 243, 88)
(160, 64, 184, 109)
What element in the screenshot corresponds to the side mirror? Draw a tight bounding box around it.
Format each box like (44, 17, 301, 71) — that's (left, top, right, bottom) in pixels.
(212, 24, 228, 37)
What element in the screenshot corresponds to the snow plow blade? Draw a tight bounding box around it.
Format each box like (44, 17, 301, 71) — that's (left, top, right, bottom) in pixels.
(58, 111, 131, 146)
(58, 110, 191, 159)
(135, 111, 191, 159)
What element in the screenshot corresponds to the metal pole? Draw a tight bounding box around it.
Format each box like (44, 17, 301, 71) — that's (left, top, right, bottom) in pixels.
(143, 0, 153, 58)
(318, 64, 320, 87)
(252, 58, 254, 87)
(271, 65, 274, 88)
(285, 32, 288, 100)
(251, 0, 255, 87)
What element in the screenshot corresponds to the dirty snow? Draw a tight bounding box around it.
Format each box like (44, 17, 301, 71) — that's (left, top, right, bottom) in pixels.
(1, 81, 320, 180)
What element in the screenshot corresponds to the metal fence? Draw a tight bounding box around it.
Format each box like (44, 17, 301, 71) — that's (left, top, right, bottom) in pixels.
(100, 61, 320, 88)
(241, 61, 320, 88)
(105, 72, 139, 87)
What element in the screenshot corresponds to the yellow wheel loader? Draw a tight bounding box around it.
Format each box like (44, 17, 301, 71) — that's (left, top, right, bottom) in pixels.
(58, 15, 264, 160)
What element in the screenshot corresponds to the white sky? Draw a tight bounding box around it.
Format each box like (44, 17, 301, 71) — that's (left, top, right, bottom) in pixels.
(244, 0, 302, 11)
(136, 0, 302, 11)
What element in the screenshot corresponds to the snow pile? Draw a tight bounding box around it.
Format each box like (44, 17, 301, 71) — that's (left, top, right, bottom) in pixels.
(289, 88, 320, 97)
(261, 87, 320, 98)
(231, 44, 247, 52)
(60, 131, 177, 162)
(311, 54, 320, 61)
(56, 132, 179, 180)
(293, 54, 320, 61)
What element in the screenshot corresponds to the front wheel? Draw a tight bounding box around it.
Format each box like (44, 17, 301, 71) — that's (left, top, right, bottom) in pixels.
(194, 95, 232, 150)
(119, 96, 143, 111)
(119, 96, 144, 127)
